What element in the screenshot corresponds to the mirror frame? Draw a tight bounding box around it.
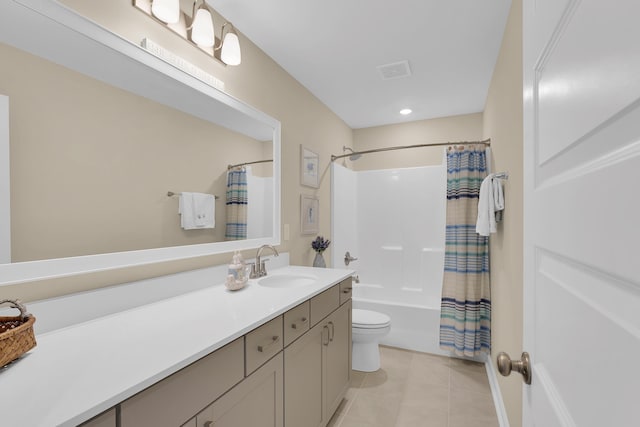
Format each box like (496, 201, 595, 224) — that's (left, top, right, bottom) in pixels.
(0, 0, 281, 286)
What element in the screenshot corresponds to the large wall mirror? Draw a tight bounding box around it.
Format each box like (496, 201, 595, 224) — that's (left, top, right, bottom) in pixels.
(0, 0, 281, 286)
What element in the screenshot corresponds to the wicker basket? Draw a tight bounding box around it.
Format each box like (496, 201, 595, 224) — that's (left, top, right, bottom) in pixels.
(0, 299, 37, 368)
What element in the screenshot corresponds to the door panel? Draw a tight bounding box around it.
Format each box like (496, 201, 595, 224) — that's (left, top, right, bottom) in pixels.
(284, 322, 324, 427)
(535, 1, 640, 163)
(324, 301, 352, 421)
(198, 353, 283, 427)
(524, 0, 640, 426)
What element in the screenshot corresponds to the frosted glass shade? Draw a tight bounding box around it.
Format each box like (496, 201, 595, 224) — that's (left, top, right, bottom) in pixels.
(191, 8, 215, 47)
(151, 0, 180, 24)
(221, 31, 241, 66)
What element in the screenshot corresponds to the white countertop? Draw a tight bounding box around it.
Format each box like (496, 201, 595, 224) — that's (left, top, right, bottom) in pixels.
(0, 264, 352, 426)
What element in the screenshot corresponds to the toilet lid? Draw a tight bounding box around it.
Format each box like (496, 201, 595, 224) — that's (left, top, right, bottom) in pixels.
(352, 309, 391, 328)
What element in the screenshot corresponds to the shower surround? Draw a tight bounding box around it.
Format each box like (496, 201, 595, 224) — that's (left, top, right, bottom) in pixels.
(331, 162, 447, 354)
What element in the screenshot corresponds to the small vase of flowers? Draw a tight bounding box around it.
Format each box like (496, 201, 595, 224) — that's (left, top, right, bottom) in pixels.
(311, 236, 330, 268)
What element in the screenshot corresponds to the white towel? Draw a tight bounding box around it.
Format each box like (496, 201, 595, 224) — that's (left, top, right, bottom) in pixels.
(476, 174, 504, 236)
(179, 192, 215, 229)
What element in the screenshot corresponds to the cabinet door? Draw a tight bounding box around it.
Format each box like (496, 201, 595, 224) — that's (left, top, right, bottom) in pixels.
(284, 321, 325, 427)
(197, 352, 283, 427)
(324, 300, 352, 422)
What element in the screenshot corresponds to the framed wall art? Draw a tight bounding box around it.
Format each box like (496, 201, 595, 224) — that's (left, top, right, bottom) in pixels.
(300, 145, 319, 188)
(300, 194, 319, 234)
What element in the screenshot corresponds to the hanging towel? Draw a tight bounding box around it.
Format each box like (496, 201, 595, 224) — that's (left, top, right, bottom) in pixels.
(179, 192, 215, 229)
(476, 174, 504, 236)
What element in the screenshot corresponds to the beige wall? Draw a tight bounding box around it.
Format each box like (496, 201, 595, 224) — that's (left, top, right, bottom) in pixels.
(0, 0, 352, 301)
(483, 0, 524, 425)
(351, 113, 483, 169)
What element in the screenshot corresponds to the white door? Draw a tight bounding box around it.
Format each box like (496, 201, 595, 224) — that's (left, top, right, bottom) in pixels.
(523, 0, 640, 426)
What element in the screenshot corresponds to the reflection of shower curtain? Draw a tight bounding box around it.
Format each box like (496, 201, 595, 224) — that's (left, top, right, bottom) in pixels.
(225, 168, 248, 240)
(439, 146, 491, 357)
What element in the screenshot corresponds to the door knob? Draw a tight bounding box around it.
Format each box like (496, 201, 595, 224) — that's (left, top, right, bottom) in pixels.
(497, 351, 532, 385)
(344, 251, 358, 266)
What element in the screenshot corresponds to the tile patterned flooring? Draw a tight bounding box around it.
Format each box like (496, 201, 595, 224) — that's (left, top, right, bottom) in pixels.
(328, 346, 499, 427)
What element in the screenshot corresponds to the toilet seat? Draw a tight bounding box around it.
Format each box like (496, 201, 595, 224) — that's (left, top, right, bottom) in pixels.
(352, 309, 391, 329)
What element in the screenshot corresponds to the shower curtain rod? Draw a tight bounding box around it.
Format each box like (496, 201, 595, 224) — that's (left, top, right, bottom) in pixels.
(330, 138, 491, 162)
(227, 159, 273, 170)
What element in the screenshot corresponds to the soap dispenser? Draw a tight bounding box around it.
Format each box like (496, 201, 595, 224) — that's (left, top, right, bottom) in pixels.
(225, 251, 248, 291)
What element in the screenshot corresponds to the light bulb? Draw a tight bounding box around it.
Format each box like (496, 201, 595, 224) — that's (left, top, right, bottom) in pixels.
(151, 0, 180, 24)
(399, 108, 412, 115)
(221, 30, 241, 66)
(191, 7, 214, 47)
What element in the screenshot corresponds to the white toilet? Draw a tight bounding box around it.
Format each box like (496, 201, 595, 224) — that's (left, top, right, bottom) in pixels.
(352, 309, 391, 372)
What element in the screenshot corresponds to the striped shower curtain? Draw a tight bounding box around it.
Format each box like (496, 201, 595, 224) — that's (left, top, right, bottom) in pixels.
(439, 146, 491, 357)
(225, 168, 248, 240)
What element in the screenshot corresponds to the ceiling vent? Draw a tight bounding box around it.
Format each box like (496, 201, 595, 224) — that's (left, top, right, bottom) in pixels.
(376, 60, 412, 80)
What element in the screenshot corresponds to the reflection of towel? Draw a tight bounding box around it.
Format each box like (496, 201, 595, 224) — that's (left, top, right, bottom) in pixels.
(225, 169, 248, 240)
(476, 174, 504, 236)
(179, 192, 215, 229)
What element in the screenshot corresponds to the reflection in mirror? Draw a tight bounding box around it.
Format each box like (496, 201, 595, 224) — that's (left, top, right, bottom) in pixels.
(0, 0, 280, 285)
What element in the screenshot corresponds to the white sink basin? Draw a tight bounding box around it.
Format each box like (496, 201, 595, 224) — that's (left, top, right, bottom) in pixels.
(257, 274, 318, 288)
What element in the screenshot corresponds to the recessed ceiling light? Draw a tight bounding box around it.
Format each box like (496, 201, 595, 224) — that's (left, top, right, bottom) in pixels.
(399, 108, 412, 115)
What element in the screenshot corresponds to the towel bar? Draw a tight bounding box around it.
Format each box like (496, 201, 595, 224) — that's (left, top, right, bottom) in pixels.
(167, 191, 219, 199)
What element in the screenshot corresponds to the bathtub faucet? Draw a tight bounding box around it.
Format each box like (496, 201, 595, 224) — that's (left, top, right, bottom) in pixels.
(251, 245, 279, 278)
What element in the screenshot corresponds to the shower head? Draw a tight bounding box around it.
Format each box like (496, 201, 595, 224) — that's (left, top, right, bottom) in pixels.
(343, 146, 362, 161)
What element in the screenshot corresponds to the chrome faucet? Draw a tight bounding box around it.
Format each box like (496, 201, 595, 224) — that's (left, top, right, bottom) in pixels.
(251, 244, 279, 278)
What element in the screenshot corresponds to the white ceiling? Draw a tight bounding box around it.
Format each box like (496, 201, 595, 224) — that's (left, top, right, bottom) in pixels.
(210, 0, 512, 129)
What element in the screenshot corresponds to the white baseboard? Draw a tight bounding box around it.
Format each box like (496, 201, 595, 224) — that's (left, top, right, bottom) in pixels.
(485, 358, 511, 427)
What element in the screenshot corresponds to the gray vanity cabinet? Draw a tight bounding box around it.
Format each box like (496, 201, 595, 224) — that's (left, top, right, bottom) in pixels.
(284, 278, 352, 427)
(92, 278, 350, 427)
(193, 353, 283, 427)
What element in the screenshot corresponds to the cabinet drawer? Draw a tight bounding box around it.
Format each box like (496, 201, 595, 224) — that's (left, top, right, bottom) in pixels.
(79, 408, 116, 427)
(310, 285, 340, 326)
(120, 338, 244, 427)
(339, 277, 353, 305)
(284, 301, 310, 347)
(245, 315, 284, 375)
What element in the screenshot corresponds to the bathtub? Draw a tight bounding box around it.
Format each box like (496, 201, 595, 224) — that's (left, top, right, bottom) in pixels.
(352, 283, 447, 356)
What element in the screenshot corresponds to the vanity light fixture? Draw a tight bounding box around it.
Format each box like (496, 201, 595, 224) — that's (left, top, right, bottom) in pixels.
(189, 1, 215, 48)
(142, 0, 242, 66)
(151, 0, 180, 24)
(219, 23, 241, 66)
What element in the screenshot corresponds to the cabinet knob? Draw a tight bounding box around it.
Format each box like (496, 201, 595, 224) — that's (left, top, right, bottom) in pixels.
(291, 317, 308, 329)
(257, 335, 280, 353)
(204, 421, 213, 427)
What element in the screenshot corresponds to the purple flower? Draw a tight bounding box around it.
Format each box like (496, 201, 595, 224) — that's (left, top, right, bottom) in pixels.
(311, 236, 330, 253)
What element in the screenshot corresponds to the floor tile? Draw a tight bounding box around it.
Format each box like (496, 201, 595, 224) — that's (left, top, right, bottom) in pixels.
(395, 402, 449, 427)
(450, 359, 492, 395)
(342, 388, 402, 427)
(333, 346, 497, 427)
(448, 387, 499, 427)
(408, 352, 451, 388)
